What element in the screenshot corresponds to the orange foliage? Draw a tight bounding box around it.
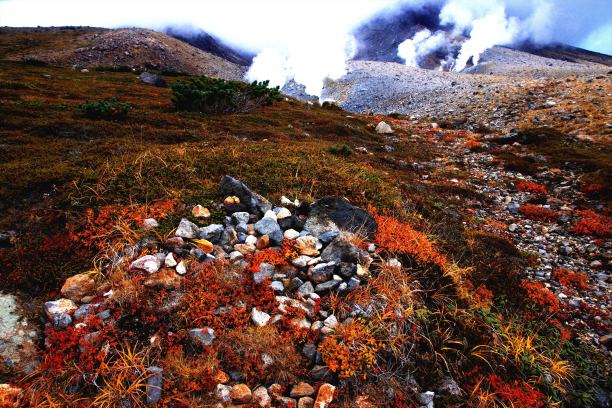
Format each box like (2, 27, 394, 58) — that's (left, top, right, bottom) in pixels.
(371, 211, 447, 271)
(520, 281, 560, 315)
(485, 374, 546, 408)
(465, 140, 482, 149)
(519, 205, 559, 222)
(516, 181, 548, 195)
(571, 210, 611, 238)
(218, 326, 302, 385)
(69, 199, 179, 250)
(181, 260, 277, 333)
(554, 268, 588, 290)
(319, 320, 379, 379)
(473, 284, 494, 309)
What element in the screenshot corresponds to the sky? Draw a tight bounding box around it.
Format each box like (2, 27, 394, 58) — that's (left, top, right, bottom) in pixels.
(1, 0, 610, 54)
(1, 0, 610, 96)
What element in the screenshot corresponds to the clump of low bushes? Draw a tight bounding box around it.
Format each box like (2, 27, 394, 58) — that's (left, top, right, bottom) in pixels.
(79, 98, 132, 120)
(171, 76, 282, 114)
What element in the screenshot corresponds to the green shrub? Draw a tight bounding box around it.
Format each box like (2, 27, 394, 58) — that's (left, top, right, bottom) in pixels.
(22, 58, 48, 66)
(94, 65, 134, 73)
(329, 143, 353, 156)
(79, 97, 132, 120)
(161, 68, 183, 77)
(171, 76, 282, 114)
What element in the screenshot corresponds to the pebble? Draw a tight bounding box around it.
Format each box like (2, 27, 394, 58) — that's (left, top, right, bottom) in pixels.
(175, 261, 187, 275)
(252, 308, 271, 326)
(192, 205, 210, 218)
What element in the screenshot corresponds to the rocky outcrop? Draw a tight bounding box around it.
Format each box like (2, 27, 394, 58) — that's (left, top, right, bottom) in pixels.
(0, 294, 40, 378)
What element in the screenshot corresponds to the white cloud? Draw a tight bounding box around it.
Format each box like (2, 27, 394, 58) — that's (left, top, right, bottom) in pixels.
(0, 0, 610, 93)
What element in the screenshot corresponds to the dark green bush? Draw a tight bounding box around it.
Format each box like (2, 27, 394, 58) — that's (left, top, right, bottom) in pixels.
(329, 143, 353, 156)
(161, 68, 183, 77)
(94, 65, 134, 73)
(79, 97, 132, 120)
(171, 76, 282, 114)
(22, 58, 48, 66)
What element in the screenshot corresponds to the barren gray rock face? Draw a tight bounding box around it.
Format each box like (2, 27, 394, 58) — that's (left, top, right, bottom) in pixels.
(0, 294, 40, 377)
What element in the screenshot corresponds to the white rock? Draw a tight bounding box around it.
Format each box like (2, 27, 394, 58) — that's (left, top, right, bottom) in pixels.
(263, 210, 277, 221)
(216, 384, 231, 402)
(176, 261, 187, 275)
(323, 315, 338, 329)
(164, 253, 177, 267)
(386, 258, 402, 269)
(375, 121, 393, 134)
(130, 255, 161, 274)
(276, 207, 291, 219)
(270, 281, 284, 293)
(142, 218, 159, 229)
(251, 308, 271, 327)
(229, 251, 244, 262)
(292, 255, 312, 268)
(245, 235, 258, 246)
(44, 299, 77, 327)
(284, 229, 300, 240)
(280, 196, 300, 207)
(356, 264, 369, 277)
(307, 257, 321, 266)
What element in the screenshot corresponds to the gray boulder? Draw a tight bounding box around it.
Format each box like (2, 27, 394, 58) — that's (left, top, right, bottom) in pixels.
(310, 262, 335, 284)
(315, 280, 340, 294)
(254, 218, 283, 245)
(189, 327, 216, 347)
(304, 197, 377, 238)
(139, 71, 166, 87)
(199, 224, 224, 243)
(219, 176, 272, 216)
(176, 218, 199, 239)
(321, 237, 369, 264)
(146, 366, 164, 404)
(0, 294, 40, 377)
(375, 121, 393, 134)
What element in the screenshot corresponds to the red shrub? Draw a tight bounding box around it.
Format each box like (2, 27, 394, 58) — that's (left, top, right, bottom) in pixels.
(581, 183, 606, 195)
(473, 284, 494, 308)
(520, 281, 560, 315)
(181, 260, 277, 333)
(486, 374, 546, 408)
(571, 210, 611, 238)
(554, 268, 588, 290)
(69, 199, 179, 250)
(516, 181, 548, 195)
(519, 205, 559, 222)
(371, 211, 447, 271)
(465, 140, 482, 150)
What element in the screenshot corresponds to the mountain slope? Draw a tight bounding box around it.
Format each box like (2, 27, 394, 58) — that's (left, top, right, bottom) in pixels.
(165, 27, 254, 66)
(0, 27, 246, 80)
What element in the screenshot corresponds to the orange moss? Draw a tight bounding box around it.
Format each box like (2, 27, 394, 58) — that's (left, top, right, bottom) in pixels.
(516, 181, 548, 195)
(180, 260, 277, 333)
(69, 199, 179, 250)
(484, 374, 546, 408)
(570, 210, 611, 238)
(465, 140, 482, 150)
(371, 210, 447, 271)
(520, 281, 560, 315)
(519, 205, 559, 222)
(318, 320, 379, 379)
(554, 268, 588, 290)
(245, 247, 288, 274)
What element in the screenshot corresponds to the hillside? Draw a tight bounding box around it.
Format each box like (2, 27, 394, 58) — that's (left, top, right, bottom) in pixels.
(0, 27, 246, 80)
(318, 57, 611, 140)
(0, 30, 611, 408)
(165, 27, 254, 66)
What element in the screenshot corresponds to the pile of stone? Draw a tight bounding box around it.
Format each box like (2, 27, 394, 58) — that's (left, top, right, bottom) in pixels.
(215, 381, 335, 408)
(40, 175, 384, 406)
